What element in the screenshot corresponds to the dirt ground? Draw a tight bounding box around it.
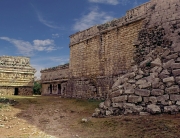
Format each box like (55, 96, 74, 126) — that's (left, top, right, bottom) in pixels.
(0, 96, 180, 138)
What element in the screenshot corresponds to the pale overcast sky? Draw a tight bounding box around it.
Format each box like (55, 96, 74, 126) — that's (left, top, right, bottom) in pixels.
(0, 0, 149, 78)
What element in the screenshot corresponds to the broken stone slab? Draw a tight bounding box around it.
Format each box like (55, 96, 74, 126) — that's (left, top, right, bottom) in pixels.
(135, 75, 143, 80)
(112, 77, 128, 89)
(99, 102, 105, 109)
(150, 66, 162, 73)
(149, 97, 158, 104)
(171, 63, 180, 69)
(140, 57, 153, 68)
(162, 49, 171, 58)
(95, 108, 101, 114)
(164, 105, 179, 113)
(135, 89, 150, 97)
(175, 76, 180, 82)
(143, 97, 157, 104)
(139, 82, 151, 89)
(112, 95, 127, 103)
(172, 69, 180, 76)
(110, 90, 123, 98)
(124, 89, 134, 94)
(163, 59, 175, 69)
(112, 103, 123, 108)
(176, 101, 180, 105)
(165, 53, 178, 60)
(151, 78, 161, 88)
(136, 79, 147, 85)
(157, 94, 169, 102)
(106, 110, 112, 116)
(139, 112, 150, 116)
(151, 89, 164, 96)
(128, 79, 136, 84)
(151, 58, 162, 67)
(170, 94, 180, 101)
(163, 77, 175, 83)
(165, 85, 180, 94)
(104, 99, 111, 107)
(147, 104, 161, 114)
(128, 95, 142, 103)
(123, 72, 136, 79)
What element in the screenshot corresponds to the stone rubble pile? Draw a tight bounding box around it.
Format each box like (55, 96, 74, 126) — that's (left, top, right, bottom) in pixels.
(93, 26, 180, 117)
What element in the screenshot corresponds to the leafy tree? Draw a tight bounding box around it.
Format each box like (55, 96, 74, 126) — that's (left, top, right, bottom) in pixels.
(33, 81, 41, 95)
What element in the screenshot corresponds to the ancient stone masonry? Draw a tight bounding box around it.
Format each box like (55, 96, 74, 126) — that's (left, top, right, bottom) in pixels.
(67, 1, 151, 99)
(0, 56, 36, 95)
(40, 64, 69, 95)
(93, 0, 180, 116)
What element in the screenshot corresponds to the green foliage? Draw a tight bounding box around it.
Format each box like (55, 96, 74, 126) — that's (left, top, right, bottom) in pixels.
(33, 81, 41, 95)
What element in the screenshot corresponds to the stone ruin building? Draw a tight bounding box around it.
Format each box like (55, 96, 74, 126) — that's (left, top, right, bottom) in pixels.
(41, 64, 69, 95)
(41, 0, 180, 115)
(0, 56, 36, 95)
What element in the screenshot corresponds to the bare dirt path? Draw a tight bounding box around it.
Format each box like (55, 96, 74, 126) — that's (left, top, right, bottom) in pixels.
(0, 96, 180, 138)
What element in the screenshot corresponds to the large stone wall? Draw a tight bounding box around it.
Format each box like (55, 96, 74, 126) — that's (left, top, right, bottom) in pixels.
(93, 0, 180, 116)
(69, 2, 151, 78)
(67, 1, 151, 99)
(40, 64, 69, 95)
(0, 56, 36, 95)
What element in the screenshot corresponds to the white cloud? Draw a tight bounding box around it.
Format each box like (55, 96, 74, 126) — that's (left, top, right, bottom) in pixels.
(0, 37, 56, 56)
(52, 33, 59, 38)
(73, 7, 114, 31)
(0, 37, 34, 56)
(37, 12, 63, 30)
(33, 39, 55, 51)
(88, 0, 131, 5)
(89, 0, 119, 5)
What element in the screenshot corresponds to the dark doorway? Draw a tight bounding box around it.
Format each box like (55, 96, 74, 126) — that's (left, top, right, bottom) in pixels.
(14, 88, 18, 95)
(50, 84, 52, 94)
(58, 84, 61, 94)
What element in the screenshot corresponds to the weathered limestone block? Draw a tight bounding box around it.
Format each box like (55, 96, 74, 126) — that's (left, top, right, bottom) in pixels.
(164, 105, 179, 113)
(152, 78, 161, 88)
(140, 57, 152, 67)
(139, 82, 151, 89)
(112, 95, 127, 103)
(175, 76, 180, 84)
(176, 101, 180, 105)
(104, 99, 111, 107)
(165, 85, 180, 94)
(112, 77, 128, 89)
(163, 59, 175, 69)
(171, 63, 180, 69)
(163, 77, 175, 83)
(159, 69, 170, 79)
(135, 75, 143, 80)
(123, 72, 136, 79)
(123, 103, 135, 109)
(149, 97, 158, 103)
(110, 90, 123, 98)
(170, 94, 180, 101)
(162, 49, 170, 58)
(151, 58, 162, 67)
(140, 112, 150, 116)
(132, 106, 144, 113)
(124, 89, 134, 94)
(136, 79, 147, 85)
(112, 103, 123, 108)
(128, 79, 136, 84)
(165, 53, 178, 60)
(150, 66, 162, 73)
(135, 89, 150, 97)
(157, 94, 169, 102)
(151, 89, 164, 96)
(147, 104, 161, 114)
(99, 102, 105, 109)
(172, 69, 180, 76)
(128, 95, 142, 103)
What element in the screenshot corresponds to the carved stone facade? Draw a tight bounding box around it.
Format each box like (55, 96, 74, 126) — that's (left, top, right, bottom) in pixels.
(40, 64, 69, 95)
(0, 56, 36, 95)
